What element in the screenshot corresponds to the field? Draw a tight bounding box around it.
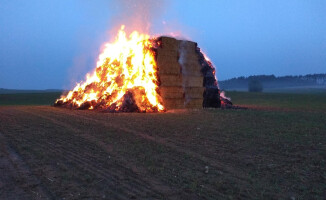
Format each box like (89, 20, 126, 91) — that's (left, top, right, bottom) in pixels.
(0, 91, 325, 199)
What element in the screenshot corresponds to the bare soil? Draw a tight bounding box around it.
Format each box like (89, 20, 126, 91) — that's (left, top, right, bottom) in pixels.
(0, 105, 325, 199)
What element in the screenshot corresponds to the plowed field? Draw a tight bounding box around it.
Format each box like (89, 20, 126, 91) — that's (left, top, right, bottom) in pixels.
(0, 92, 325, 199)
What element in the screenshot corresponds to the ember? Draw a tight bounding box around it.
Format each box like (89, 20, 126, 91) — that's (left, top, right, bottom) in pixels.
(55, 26, 232, 112)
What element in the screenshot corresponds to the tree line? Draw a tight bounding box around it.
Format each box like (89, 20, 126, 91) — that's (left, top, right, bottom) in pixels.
(219, 73, 326, 91)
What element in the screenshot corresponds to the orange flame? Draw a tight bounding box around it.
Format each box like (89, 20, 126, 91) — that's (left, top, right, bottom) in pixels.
(56, 25, 164, 112)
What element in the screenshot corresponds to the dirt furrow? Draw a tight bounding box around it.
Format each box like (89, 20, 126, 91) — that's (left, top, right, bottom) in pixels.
(8, 107, 177, 197)
(2, 107, 230, 198)
(28, 106, 250, 183)
(12, 135, 156, 199)
(14, 107, 244, 198)
(0, 107, 173, 199)
(0, 132, 53, 200)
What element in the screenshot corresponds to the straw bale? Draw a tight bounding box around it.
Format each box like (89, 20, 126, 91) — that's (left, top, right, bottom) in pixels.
(156, 55, 181, 75)
(182, 69, 202, 76)
(183, 76, 203, 87)
(159, 75, 183, 87)
(159, 37, 179, 51)
(156, 48, 179, 57)
(179, 40, 197, 51)
(160, 36, 178, 44)
(162, 98, 185, 109)
(184, 87, 205, 99)
(184, 99, 203, 109)
(180, 61, 202, 75)
(179, 54, 199, 62)
(159, 86, 184, 99)
(181, 59, 201, 68)
(156, 54, 178, 64)
(158, 64, 181, 75)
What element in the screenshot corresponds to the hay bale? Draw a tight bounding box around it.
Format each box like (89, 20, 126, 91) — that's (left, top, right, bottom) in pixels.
(159, 87, 184, 99)
(182, 68, 202, 76)
(184, 87, 205, 99)
(181, 60, 201, 68)
(155, 37, 221, 110)
(162, 98, 185, 109)
(185, 99, 203, 108)
(156, 48, 179, 57)
(179, 54, 200, 62)
(180, 60, 202, 76)
(158, 64, 181, 75)
(158, 37, 179, 51)
(179, 40, 199, 62)
(183, 76, 203, 87)
(156, 55, 181, 75)
(159, 75, 183, 87)
(179, 40, 197, 52)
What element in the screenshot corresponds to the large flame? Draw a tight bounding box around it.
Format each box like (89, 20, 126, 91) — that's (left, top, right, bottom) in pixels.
(56, 25, 164, 112)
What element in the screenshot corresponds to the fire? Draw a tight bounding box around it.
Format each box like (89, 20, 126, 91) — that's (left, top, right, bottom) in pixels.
(55, 25, 164, 112)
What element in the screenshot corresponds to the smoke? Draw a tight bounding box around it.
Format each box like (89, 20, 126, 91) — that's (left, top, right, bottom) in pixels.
(109, 0, 169, 34)
(220, 91, 231, 101)
(178, 41, 188, 104)
(63, 0, 172, 90)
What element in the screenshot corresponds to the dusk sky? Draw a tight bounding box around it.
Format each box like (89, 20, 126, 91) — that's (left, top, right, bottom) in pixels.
(0, 0, 325, 89)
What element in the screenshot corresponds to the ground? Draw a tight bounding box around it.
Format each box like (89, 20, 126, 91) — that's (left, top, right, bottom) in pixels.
(0, 91, 325, 199)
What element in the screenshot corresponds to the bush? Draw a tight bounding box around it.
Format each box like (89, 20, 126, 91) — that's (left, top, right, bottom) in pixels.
(248, 80, 263, 92)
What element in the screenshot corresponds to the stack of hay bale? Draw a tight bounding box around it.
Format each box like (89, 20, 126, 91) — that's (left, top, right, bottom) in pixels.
(156, 36, 206, 110)
(156, 37, 184, 109)
(179, 40, 205, 108)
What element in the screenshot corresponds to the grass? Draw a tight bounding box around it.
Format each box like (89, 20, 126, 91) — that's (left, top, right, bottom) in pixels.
(0, 92, 61, 106)
(225, 91, 326, 111)
(0, 91, 325, 199)
(265, 87, 326, 94)
(1, 90, 325, 110)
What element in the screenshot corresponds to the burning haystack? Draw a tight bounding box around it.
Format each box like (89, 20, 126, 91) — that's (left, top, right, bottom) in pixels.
(54, 26, 231, 112)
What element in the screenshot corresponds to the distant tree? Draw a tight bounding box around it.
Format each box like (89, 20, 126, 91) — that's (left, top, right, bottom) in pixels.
(248, 80, 263, 92)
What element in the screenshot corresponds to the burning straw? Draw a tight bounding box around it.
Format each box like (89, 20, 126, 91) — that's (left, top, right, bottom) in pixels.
(55, 26, 232, 112)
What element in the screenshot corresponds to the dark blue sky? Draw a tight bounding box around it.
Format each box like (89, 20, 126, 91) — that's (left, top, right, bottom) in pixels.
(0, 0, 325, 89)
